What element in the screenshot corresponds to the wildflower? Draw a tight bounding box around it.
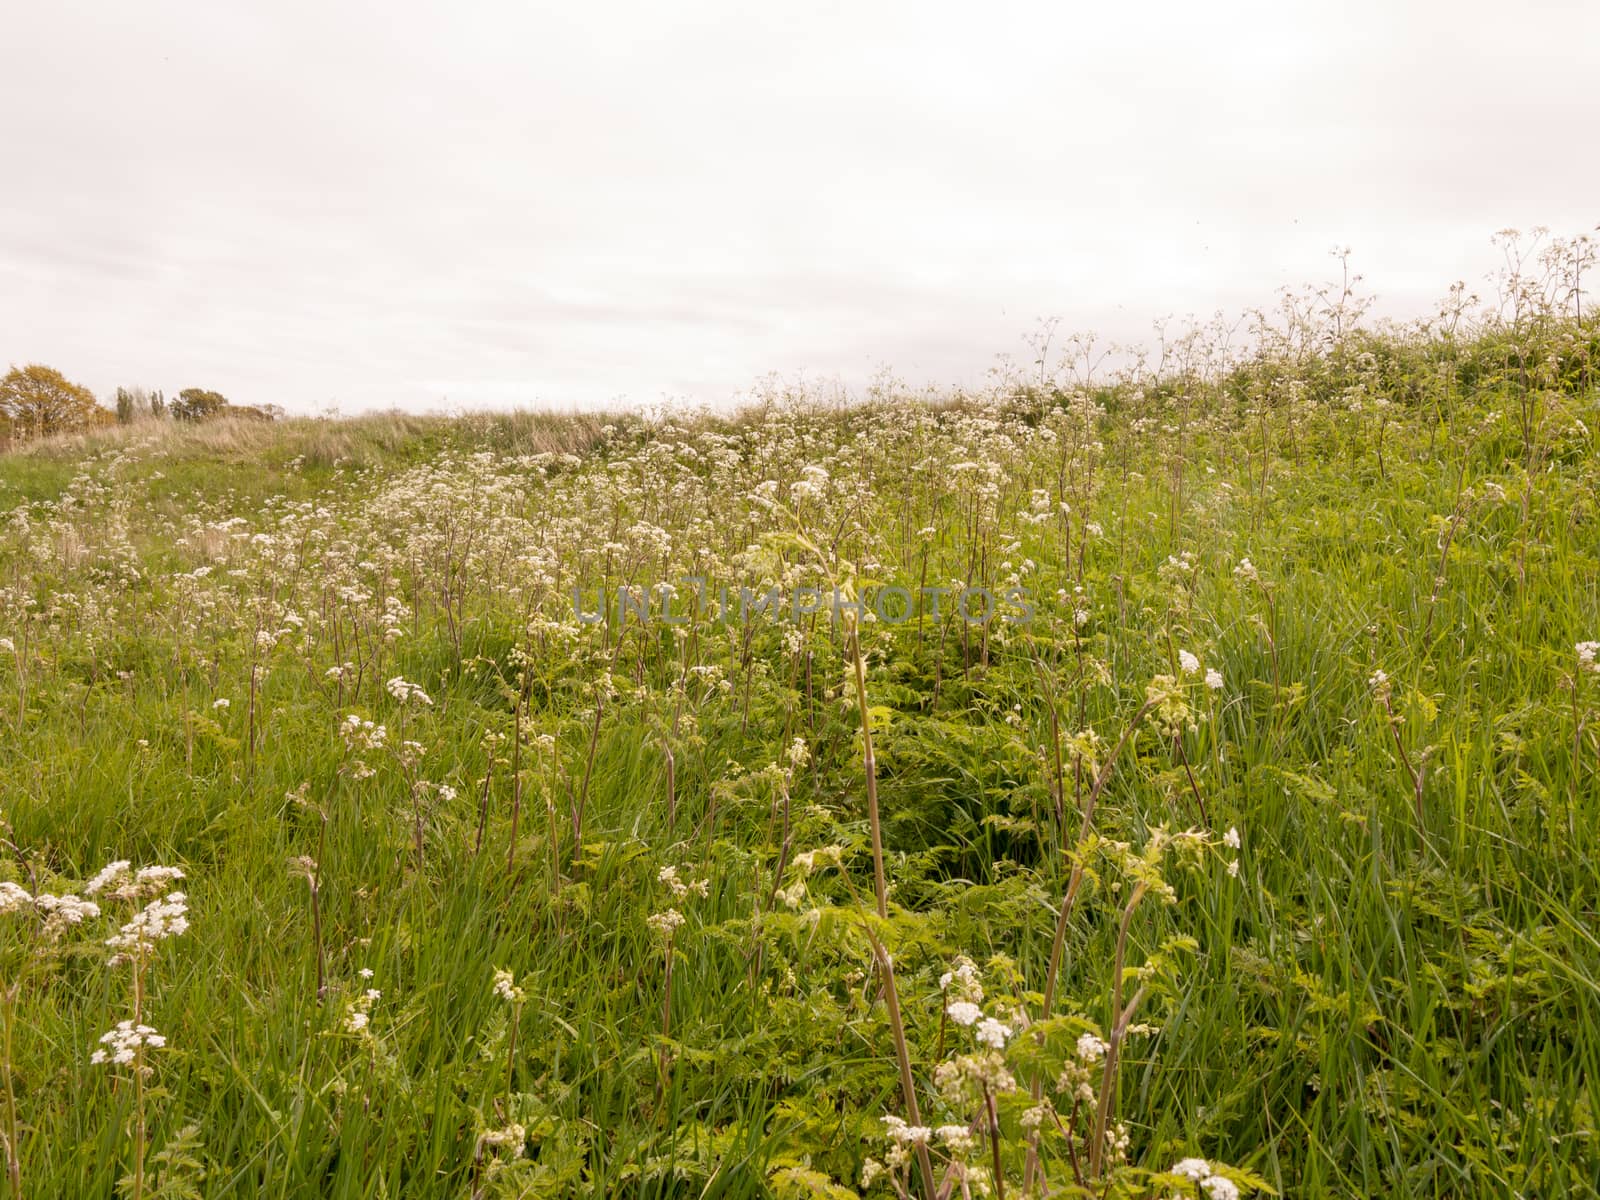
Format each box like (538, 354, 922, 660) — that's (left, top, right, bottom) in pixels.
(882, 1116, 932, 1145)
(945, 1000, 983, 1027)
(1578, 641, 1599, 674)
(213, 698, 230, 710)
(1179, 649, 1201, 675)
(1223, 826, 1241, 849)
(790, 849, 824, 877)
(1205, 667, 1224, 691)
(0, 881, 31, 915)
(492, 968, 525, 1004)
(35, 892, 101, 937)
(939, 956, 984, 1004)
(105, 891, 189, 956)
(1227, 859, 1240, 878)
(386, 676, 433, 706)
(934, 1050, 1017, 1106)
(647, 908, 685, 939)
(344, 982, 380, 1034)
(1056, 1061, 1095, 1105)
(83, 860, 132, 895)
(936, 1124, 977, 1153)
(974, 1017, 1011, 1049)
(1105, 1120, 1132, 1165)
(135, 865, 185, 888)
(657, 865, 708, 900)
(90, 1020, 165, 1067)
(84, 861, 185, 902)
(1076, 1032, 1108, 1062)
(1172, 1158, 1212, 1181)
(1233, 558, 1259, 583)
(859, 1158, 885, 1187)
(0, 638, 13, 654)
(1204, 1176, 1241, 1200)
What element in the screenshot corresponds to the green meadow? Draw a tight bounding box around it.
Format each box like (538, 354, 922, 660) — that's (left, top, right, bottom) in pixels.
(2, 282, 1598, 1198)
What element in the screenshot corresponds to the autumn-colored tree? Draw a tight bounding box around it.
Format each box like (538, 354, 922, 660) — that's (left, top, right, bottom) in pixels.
(0, 364, 105, 441)
(171, 388, 230, 422)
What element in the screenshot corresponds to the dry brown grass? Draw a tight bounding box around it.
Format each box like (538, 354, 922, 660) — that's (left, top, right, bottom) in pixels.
(5, 408, 618, 469)
(3, 385, 992, 474)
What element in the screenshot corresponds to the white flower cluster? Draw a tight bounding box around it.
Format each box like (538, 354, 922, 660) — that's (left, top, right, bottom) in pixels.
(1170, 1157, 1240, 1200)
(1578, 641, 1599, 675)
(491, 968, 525, 1004)
(657, 865, 709, 900)
(881, 1115, 931, 1146)
(974, 1016, 1012, 1050)
(1174, 647, 1226, 693)
(345, 985, 382, 1034)
(340, 714, 387, 750)
(646, 908, 685, 940)
(340, 714, 388, 778)
(3, 883, 102, 938)
(945, 1000, 982, 1027)
(0, 881, 30, 914)
(105, 891, 189, 959)
(90, 1020, 166, 1067)
(1076, 1031, 1108, 1063)
(36, 892, 102, 924)
(936, 1123, 975, 1153)
(939, 956, 983, 1005)
(941, 959, 1013, 1049)
(1223, 824, 1242, 877)
(84, 860, 185, 901)
(927, 956, 1020, 1120)
(386, 676, 433, 706)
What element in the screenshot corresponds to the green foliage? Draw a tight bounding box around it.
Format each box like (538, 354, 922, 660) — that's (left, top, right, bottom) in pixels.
(170, 388, 229, 422)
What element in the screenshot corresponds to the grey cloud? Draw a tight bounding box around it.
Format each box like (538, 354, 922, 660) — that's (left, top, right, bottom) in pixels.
(4, 0, 1596, 413)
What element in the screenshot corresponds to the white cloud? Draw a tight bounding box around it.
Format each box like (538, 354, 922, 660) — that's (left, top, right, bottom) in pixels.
(3, 0, 1596, 412)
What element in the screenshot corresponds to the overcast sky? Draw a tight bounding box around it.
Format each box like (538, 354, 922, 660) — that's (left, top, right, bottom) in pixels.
(4, 1, 1597, 414)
